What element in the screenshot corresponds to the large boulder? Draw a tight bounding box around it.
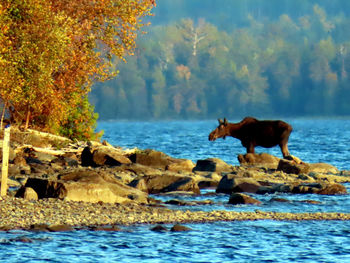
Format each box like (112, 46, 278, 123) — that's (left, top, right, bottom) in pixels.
(131, 173, 200, 194)
(238, 153, 280, 169)
(20, 170, 148, 204)
(129, 149, 171, 169)
(166, 159, 195, 173)
(82, 145, 131, 167)
(193, 158, 234, 173)
(129, 149, 194, 172)
(216, 174, 261, 194)
(92, 147, 132, 166)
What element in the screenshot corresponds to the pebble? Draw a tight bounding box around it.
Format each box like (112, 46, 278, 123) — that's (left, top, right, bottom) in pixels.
(1, 196, 350, 231)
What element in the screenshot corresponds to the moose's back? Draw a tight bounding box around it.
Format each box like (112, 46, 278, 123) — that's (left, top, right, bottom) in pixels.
(240, 119, 292, 148)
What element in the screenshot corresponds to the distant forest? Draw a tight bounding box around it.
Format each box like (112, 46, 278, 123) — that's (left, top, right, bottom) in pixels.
(91, 0, 350, 120)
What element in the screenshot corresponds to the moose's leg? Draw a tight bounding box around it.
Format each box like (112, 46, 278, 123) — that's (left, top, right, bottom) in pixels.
(279, 125, 292, 158)
(280, 143, 290, 158)
(246, 143, 255, 154)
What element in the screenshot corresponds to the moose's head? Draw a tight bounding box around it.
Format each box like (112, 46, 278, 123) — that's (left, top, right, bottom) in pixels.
(209, 118, 229, 141)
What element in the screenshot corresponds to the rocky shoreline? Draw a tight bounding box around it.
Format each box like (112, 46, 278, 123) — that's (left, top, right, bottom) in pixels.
(1, 128, 350, 231)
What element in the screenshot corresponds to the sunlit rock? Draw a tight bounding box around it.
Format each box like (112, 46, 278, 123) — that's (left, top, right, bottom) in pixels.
(20, 170, 148, 204)
(15, 187, 38, 201)
(193, 158, 234, 173)
(134, 173, 200, 194)
(228, 193, 261, 205)
(238, 153, 281, 169)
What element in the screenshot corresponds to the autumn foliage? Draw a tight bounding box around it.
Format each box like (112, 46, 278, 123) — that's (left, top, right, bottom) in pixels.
(0, 0, 155, 139)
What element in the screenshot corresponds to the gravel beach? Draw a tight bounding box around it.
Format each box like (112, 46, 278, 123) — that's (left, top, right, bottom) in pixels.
(1, 196, 350, 231)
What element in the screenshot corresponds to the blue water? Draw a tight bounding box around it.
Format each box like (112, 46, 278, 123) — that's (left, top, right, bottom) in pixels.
(2, 119, 350, 262)
(99, 119, 350, 171)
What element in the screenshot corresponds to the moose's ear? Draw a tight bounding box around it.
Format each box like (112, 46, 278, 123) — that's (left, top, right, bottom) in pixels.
(223, 118, 228, 125)
(218, 119, 223, 125)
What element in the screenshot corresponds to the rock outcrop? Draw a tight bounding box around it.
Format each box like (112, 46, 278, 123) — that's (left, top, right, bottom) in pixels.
(20, 170, 148, 204)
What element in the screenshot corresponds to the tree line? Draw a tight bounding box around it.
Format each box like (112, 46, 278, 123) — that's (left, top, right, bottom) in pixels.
(91, 4, 350, 120)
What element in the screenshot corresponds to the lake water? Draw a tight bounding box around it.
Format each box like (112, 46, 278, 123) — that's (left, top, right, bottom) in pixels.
(1, 119, 350, 262)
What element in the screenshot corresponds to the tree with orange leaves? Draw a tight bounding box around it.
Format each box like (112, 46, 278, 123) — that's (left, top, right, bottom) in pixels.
(0, 0, 155, 139)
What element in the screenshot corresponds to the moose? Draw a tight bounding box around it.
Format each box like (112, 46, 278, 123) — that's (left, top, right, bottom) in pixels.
(209, 117, 293, 158)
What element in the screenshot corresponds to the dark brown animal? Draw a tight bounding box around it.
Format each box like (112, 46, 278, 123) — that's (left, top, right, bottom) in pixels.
(209, 117, 292, 158)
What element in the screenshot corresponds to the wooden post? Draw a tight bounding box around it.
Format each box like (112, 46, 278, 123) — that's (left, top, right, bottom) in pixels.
(1, 125, 10, 196)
